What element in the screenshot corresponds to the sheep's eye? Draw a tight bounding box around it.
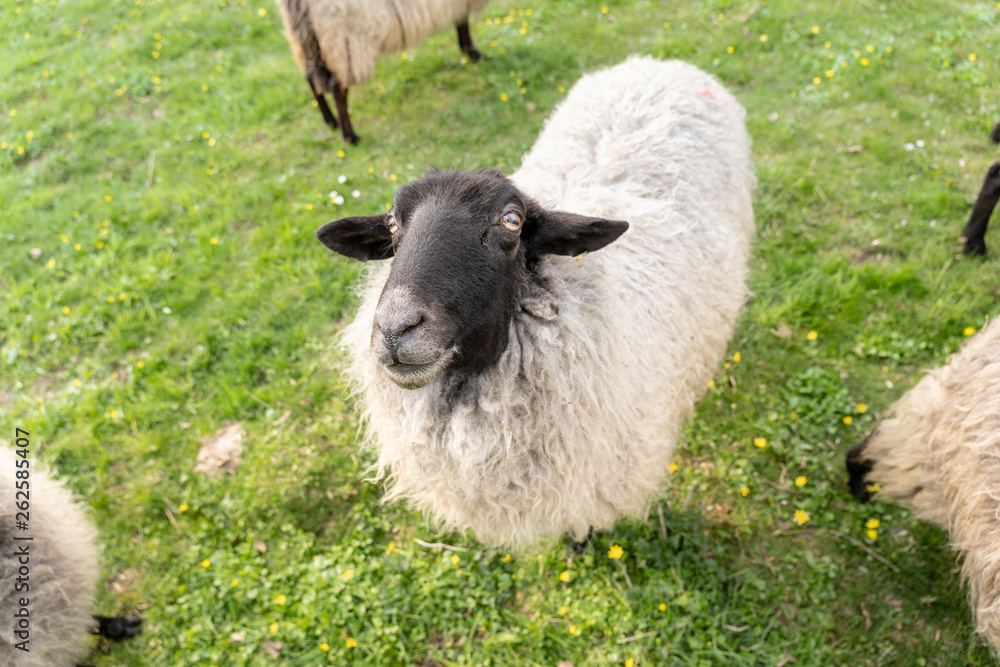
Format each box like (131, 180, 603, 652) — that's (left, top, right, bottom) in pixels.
(501, 212, 523, 232)
(387, 214, 399, 235)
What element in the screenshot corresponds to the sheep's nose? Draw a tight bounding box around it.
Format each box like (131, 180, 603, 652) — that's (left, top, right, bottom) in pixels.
(376, 311, 424, 352)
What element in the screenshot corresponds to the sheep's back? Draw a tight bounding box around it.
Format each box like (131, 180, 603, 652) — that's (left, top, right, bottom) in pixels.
(289, 0, 490, 88)
(0, 447, 99, 667)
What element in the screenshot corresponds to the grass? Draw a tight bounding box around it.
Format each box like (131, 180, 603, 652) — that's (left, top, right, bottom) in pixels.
(1, 0, 999, 664)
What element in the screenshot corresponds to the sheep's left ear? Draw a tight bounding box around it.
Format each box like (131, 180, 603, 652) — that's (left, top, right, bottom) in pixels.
(316, 215, 394, 261)
(524, 205, 629, 257)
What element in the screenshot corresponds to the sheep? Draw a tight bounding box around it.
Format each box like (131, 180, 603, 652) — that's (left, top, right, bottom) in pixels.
(959, 120, 1000, 256)
(846, 320, 1000, 654)
(276, 0, 490, 144)
(0, 446, 140, 667)
(315, 56, 755, 546)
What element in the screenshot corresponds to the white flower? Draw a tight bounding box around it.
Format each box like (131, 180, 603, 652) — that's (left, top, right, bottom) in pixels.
(162, 306, 172, 314)
(351, 190, 361, 198)
(915, 139, 925, 148)
(904, 142, 915, 151)
(334, 195, 344, 205)
(337, 174, 347, 184)
(329, 190, 338, 199)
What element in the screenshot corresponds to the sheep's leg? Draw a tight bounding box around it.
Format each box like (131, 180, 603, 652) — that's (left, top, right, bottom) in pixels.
(331, 80, 360, 145)
(960, 161, 1000, 256)
(307, 76, 338, 130)
(568, 526, 594, 554)
(845, 440, 875, 502)
(456, 20, 482, 62)
(93, 615, 142, 640)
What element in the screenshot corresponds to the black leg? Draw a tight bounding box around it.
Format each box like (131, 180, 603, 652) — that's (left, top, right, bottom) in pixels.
(93, 615, 142, 640)
(307, 76, 338, 130)
(960, 161, 1000, 257)
(332, 80, 359, 145)
(456, 20, 482, 62)
(846, 440, 875, 502)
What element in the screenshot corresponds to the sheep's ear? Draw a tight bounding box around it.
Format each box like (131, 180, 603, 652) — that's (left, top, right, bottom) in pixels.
(316, 215, 394, 261)
(525, 206, 629, 257)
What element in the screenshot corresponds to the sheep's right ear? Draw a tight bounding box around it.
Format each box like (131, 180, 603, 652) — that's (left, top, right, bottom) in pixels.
(316, 215, 394, 261)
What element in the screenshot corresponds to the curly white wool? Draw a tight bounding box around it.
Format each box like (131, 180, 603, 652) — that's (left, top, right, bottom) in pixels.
(277, 0, 490, 89)
(854, 320, 1000, 654)
(0, 446, 100, 667)
(341, 57, 755, 545)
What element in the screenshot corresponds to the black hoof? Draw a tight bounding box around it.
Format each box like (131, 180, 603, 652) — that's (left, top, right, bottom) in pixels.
(467, 48, 483, 62)
(342, 131, 361, 146)
(94, 615, 143, 640)
(963, 236, 987, 257)
(846, 442, 874, 502)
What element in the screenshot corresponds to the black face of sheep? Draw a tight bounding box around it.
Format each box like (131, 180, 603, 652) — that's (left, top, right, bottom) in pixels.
(317, 168, 629, 389)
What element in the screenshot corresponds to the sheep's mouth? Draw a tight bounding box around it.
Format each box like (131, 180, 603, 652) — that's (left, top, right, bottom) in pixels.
(380, 347, 456, 389)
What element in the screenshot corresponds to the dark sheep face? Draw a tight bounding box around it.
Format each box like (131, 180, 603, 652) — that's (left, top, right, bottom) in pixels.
(317, 168, 628, 389)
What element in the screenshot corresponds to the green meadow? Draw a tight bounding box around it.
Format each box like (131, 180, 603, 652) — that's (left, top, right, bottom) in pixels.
(2, 0, 999, 664)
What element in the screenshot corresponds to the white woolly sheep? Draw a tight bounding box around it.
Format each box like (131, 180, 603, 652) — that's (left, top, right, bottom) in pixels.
(847, 320, 1000, 654)
(277, 0, 490, 144)
(959, 120, 1000, 256)
(316, 56, 755, 546)
(0, 446, 140, 667)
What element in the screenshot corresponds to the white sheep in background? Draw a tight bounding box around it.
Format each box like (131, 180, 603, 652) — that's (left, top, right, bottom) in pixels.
(316, 56, 755, 546)
(847, 320, 1000, 654)
(0, 446, 140, 666)
(276, 0, 490, 144)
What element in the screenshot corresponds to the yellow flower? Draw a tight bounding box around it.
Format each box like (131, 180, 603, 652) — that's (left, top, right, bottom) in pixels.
(806, 330, 818, 341)
(626, 659, 634, 667)
(231, 578, 238, 587)
(793, 509, 810, 526)
(885, 46, 893, 53)
(866, 482, 880, 493)
(258, 7, 266, 16)
(813, 77, 821, 85)
(826, 69, 835, 78)
(668, 462, 678, 473)
(740, 486, 749, 497)
(968, 53, 977, 62)
(608, 544, 624, 559)
(857, 403, 868, 413)
(964, 327, 976, 336)
(843, 416, 853, 425)
(760, 34, 768, 42)
(501, 93, 508, 101)
(867, 529, 878, 540)
(559, 570, 571, 582)
(386, 541, 396, 555)
(795, 476, 807, 487)
(110, 410, 119, 418)
(269, 623, 279, 634)
(727, 46, 735, 54)
(275, 595, 286, 605)
(74, 243, 82, 251)
(866, 45, 874, 53)
(47, 259, 56, 268)
(319, 643, 329, 652)
(658, 602, 667, 611)
(342, 569, 354, 581)
(337, 150, 345, 158)
(345, 637, 358, 648)
(179, 503, 188, 512)
(450, 554, 460, 565)
(108, 296, 115, 303)
(707, 379, 715, 388)
(811, 25, 819, 34)
(557, 606, 570, 616)
(568, 625, 579, 635)
(753, 437, 767, 449)
(210, 237, 218, 245)
(73, 379, 82, 387)
(866, 518, 880, 530)
(860, 58, 870, 66)
(733, 352, 741, 363)
(502, 554, 511, 563)
(201, 558, 211, 568)
(825, 41, 832, 48)
(62, 306, 70, 314)
(600, 6, 608, 13)
(105, 195, 112, 202)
